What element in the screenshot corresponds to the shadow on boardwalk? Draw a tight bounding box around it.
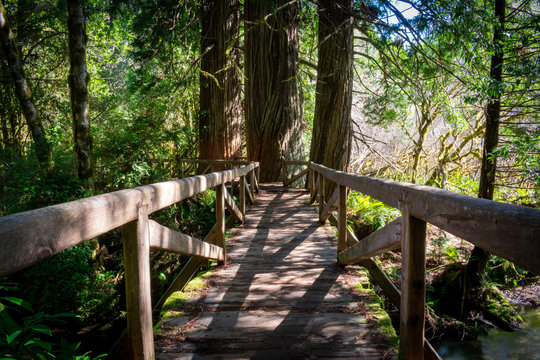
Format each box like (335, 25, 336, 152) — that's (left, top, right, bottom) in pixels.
(155, 184, 396, 359)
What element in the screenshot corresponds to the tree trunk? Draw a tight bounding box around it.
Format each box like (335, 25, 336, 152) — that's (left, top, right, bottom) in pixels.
(466, 0, 506, 290)
(68, 0, 93, 190)
(199, 0, 242, 166)
(0, 2, 51, 169)
(244, 0, 305, 182)
(310, 0, 354, 196)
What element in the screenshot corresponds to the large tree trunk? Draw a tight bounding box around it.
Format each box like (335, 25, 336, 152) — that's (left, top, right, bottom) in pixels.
(68, 0, 93, 190)
(244, 0, 304, 182)
(199, 0, 242, 165)
(0, 2, 51, 169)
(465, 0, 506, 290)
(310, 0, 354, 196)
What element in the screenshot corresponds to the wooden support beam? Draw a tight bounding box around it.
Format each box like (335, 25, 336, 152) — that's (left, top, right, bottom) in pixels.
(400, 205, 427, 359)
(337, 185, 347, 253)
(254, 170, 260, 192)
(256, 166, 260, 192)
(329, 213, 358, 247)
(250, 170, 255, 199)
(283, 167, 309, 187)
(154, 224, 217, 309)
(244, 176, 254, 204)
(310, 173, 319, 204)
(122, 203, 154, 360)
(201, 163, 212, 174)
(338, 218, 401, 264)
(318, 176, 325, 222)
(320, 188, 339, 223)
(358, 258, 401, 308)
(239, 175, 246, 222)
(224, 188, 243, 223)
(307, 168, 312, 191)
(215, 184, 226, 265)
(148, 220, 224, 261)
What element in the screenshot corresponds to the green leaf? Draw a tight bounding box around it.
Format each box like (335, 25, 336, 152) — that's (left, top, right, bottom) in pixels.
(31, 324, 52, 336)
(6, 330, 22, 344)
(0, 297, 33, 311)
(27, 338, 53, 352)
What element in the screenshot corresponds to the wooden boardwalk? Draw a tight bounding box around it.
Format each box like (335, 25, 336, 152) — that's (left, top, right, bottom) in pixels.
(155, 184, 396, 359)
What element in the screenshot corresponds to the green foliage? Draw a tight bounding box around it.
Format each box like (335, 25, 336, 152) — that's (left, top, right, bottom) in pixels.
(0, 283, 105, 359)
(486, 257, 529, 288)
(10, 243, 121, 325)
(346, 192, 400, 238)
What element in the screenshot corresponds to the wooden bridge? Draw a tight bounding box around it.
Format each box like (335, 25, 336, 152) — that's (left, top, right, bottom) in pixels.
(1, 159, 539, 359)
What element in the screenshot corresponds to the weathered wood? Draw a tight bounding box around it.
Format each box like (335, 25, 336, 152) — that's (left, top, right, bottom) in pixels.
(224, 188, 243, 223)
(338, 218, 401, 264)
(239, 175, 246, 222)
(320, 188, 338, 222)
(310, 172, 319, 204)
(328, 213, 358, 247)
(318, 175, 325, 221)
(425, 339, 443, 360)
(400, 205, 426, 359)
(122, 204, 154, 360)
(337, 185, 347, 253)
(216, 183, 226, 265)
(148, 220, 224, 261)
(155, 185, 396, 358)
(307, 167, 312, 191)
(0, 163, 258, 276)
(283, 167, 308, 187)
(310, 162, 540, 274)
(154, 241, 213, 309)
(154, 215, 236, 310)
(181, 158, 250, 165)
(250, 169, 255, 199)
(254, 170, 260, 192)
(201, 163, 212, 174)
(358, 259, 401, 308)
(244, 176, 254, 204)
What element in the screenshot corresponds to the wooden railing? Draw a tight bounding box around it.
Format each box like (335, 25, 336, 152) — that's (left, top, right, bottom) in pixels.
(281, 157, 310, 187)
(0, 161, 260, 360)
(307, 161, 540, 360)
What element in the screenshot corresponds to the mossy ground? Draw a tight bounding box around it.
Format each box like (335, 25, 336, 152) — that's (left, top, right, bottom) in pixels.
(154, 265, 216, 338)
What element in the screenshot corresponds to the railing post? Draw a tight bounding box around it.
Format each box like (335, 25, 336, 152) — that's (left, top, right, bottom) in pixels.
(400, 203, 426, 359)
(239, 175, 246, 223)
(122, 202, 155, 360)
(250, 169, 255, 200)
(307, 167, 312, 191)
(256, 166, 260, 192)
(216, 183, 226, 265)
(337, 184, 347, 254)
(318, 175, 325, 221)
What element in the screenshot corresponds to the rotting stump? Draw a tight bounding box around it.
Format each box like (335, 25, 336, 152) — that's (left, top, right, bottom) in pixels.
(155, 183, 397, 359)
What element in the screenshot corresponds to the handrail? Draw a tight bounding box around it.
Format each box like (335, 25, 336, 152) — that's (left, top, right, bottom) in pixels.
(310, 162, 540, 273)
(308, 161, 540, 360)
(0, 161, 259, 360)
(0, 163, 258, 276)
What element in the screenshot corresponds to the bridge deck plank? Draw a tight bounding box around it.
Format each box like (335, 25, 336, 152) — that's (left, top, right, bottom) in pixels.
(155, 183, 396, 359)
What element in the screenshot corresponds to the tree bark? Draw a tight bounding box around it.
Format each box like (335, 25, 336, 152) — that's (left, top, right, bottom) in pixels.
(466, 0, 506, 290)
(199, 0, 242, 165)
(310, 0, 354, 196)
(0, 2, 50, 169)
(244, 0, 305, 182)
(68, 0, 93, 189)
